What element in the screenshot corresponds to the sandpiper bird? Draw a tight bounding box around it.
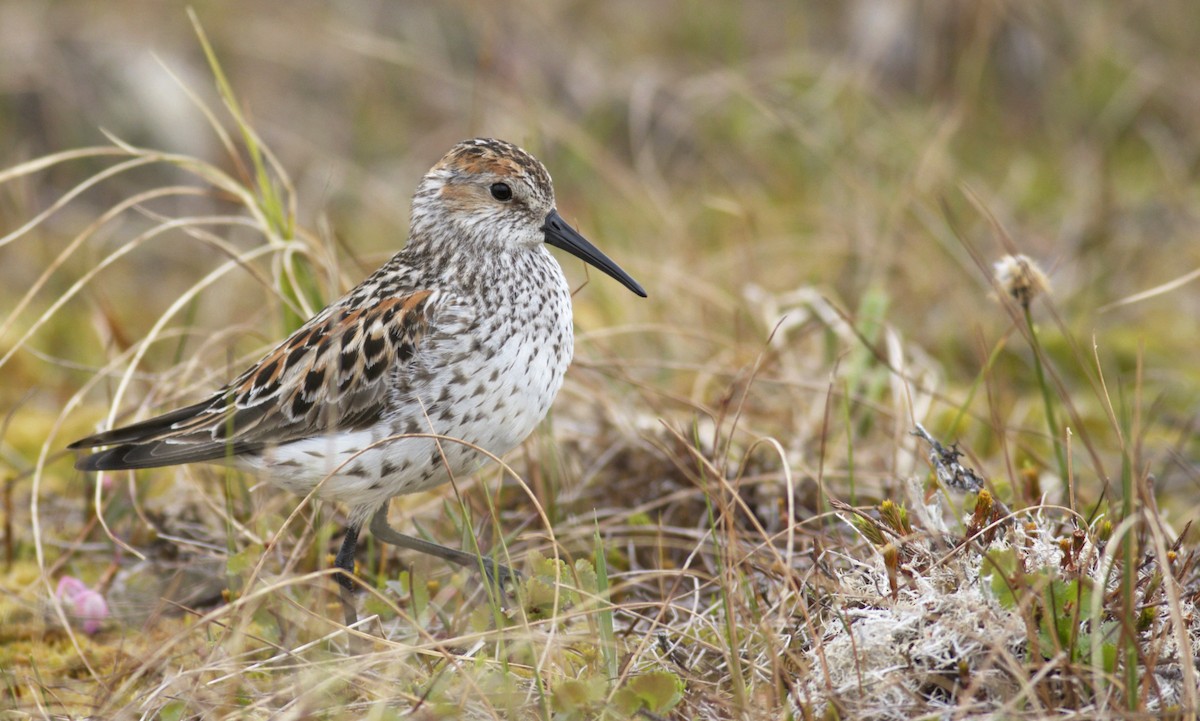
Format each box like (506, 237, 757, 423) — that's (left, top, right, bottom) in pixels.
(70, 138, 646, 607)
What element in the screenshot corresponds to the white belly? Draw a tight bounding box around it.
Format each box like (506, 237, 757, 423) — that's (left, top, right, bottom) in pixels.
(239, 305, 573, 519)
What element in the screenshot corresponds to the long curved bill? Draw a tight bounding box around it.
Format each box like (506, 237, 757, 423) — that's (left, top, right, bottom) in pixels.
(543, 210, 647, 297)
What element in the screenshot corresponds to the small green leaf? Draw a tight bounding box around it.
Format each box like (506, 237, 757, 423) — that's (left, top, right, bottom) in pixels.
(624, 667, 681, 715)
(523, 575, 562, 620)
(226, 545, 261, 576)
(1100, 641, 1118, 674)
(551, 677, 606, 713)
(409, 571, 429, 621)
(362, 595, 395, 620)
(611, 687, 642, 717)
(574, 558, 598, 595)
(984, 548, 1018, 607)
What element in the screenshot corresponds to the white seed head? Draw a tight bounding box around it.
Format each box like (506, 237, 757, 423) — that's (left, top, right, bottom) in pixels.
(993, 254, 1049, 309)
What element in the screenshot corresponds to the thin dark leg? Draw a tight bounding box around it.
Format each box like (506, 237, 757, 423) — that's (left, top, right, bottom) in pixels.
(368, 505, 520, 588)
(334, 522, 361, 592)
(334, 522, 362, 628)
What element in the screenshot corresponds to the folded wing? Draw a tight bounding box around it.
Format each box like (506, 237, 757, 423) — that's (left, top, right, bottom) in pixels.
(70, 289, 438, 471)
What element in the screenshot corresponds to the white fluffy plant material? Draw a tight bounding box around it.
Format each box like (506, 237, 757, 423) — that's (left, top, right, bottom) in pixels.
(801, 477, 1039, 719)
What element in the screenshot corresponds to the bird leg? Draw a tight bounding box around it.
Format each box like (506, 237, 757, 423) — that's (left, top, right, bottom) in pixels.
(334, 522, 361, 627)
(368, 505, 520, 589)
(334, 522, 362, 591)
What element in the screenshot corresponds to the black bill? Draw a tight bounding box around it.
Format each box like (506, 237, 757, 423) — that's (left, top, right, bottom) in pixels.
(543, 210, 647, 297)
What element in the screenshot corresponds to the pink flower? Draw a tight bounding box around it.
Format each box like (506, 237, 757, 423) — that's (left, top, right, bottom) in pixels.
(55, 575, 110, 634)
(74, 591, 109, 633)
(56, 576, 88, 599)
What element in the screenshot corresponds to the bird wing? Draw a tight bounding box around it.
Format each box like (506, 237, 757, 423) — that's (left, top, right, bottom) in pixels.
(70, 288, 443, 471)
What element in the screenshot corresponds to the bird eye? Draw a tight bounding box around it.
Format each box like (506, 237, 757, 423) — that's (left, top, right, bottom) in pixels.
(490, 183, 513, 202)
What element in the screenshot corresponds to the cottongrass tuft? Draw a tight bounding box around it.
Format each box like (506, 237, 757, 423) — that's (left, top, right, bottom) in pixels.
(993, 253, 1050, 309)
